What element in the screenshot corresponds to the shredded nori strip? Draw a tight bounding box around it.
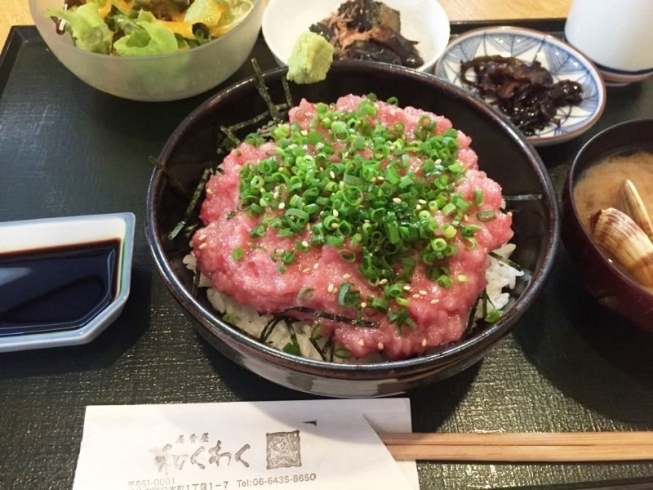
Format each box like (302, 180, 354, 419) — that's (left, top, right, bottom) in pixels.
(252, 58, 281, 121)
(260, 316, 286, 343)
(489, 251, 524, 272)
(503, 194, 542, 201)
(168, 167, 213, 241)
(281, 306, 379, 328)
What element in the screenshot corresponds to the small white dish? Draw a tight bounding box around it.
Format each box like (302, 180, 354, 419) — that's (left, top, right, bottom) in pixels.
(0, 213, 135, 352)
(262, 0, 450, 73)
(434, 26, 607, 146)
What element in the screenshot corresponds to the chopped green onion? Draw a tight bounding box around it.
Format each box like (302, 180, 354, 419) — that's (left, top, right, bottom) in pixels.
(485, 309, 503, 323)
(477, 210, 497, 222)
(297, 286, 314, 301)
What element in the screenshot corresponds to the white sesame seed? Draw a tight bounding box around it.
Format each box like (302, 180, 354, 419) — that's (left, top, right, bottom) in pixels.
(313, 263, 319, 270)
(360, 302, 367, 308)
(392, 197, 402, 204)
(302, 240, 309, 248)
(421, 338, 427, 347)
(412, 293, 420, 299)
(358, 339, 365, 346)
(206, 189, 213, 195)
(198, 234, 206, 241)
(328, 284, 334, 293)
(198, 243, 207, 250)
(419, 290, 427, 296)
(418, 199, 427, 205)
(259, 187, 265, 194)
(377, 342, 384, 350)
(403, 285, 411, 291)
(377, 176, 385, 181)
(415, 204, 422, 210)
(331, 223, 339, 229)
(330, 171, 336, 179)
(379, 278, 388, 285)
(343, 273, 351, 279)
(430, 299, 439, 304)
(435, 159, 442, 164)
(333, 209, 339, 217)
(278, 202, 285, 210)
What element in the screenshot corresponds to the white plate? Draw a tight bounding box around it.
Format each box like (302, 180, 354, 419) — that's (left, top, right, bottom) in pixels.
(434, 26, 606, 146)
(0, 213, 135, 352)
(262, 0, 450, 72)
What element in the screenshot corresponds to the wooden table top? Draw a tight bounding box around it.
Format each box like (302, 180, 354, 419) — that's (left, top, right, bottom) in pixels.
(3, 0, 571, 48)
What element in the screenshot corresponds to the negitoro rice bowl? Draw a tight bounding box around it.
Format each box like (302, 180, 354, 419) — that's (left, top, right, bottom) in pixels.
(185, 93, 523, 362)
(146, 62, 558, 396)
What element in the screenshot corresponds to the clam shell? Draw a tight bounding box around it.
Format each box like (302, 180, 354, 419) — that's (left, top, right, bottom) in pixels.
(592, 207, 653, 288)
(621, 179, 653, 241)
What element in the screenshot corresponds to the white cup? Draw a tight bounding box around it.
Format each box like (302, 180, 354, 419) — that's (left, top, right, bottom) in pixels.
(564, 0, 653, 85)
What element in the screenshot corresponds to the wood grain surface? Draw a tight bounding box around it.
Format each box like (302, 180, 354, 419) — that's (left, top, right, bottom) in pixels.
(1, 0, 573, 48)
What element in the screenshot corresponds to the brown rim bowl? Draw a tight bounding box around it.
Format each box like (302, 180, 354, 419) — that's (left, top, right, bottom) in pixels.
(145, 62, 560, 397)
(562, 118, 653, 333)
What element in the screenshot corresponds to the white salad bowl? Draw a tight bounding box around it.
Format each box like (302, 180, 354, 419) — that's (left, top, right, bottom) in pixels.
(29, 0, 264, 101)
(434, 26, 606, 146)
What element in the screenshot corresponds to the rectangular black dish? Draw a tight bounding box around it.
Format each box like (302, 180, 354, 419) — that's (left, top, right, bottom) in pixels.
(1, 20, 652, 490)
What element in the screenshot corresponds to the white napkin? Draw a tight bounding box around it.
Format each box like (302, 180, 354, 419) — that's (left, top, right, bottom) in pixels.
(72, 399, 418, 490)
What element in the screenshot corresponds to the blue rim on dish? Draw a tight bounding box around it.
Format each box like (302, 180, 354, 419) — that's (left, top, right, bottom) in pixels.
(0, 212, 135, 352)
(434, 26, 607, 146)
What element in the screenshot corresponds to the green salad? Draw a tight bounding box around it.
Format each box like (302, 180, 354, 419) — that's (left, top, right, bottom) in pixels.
(48, 0, 254, 56)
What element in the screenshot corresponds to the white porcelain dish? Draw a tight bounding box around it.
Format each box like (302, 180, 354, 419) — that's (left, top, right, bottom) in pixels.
(434, 26, 606, 146)
(262, 0, 450, 73)
(0, 213, 135, 352)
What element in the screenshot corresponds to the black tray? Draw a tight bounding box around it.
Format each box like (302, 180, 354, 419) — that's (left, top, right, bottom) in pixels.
(1, 20, 653, 490)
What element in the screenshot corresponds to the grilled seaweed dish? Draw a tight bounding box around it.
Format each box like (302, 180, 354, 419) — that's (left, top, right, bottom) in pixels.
(309, 0, 424, 68)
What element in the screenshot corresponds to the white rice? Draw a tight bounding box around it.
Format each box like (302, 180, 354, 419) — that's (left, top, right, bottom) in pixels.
(183, 245, 523, 362)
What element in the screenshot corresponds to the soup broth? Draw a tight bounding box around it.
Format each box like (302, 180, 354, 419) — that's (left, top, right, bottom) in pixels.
(573, 151, 653, 232)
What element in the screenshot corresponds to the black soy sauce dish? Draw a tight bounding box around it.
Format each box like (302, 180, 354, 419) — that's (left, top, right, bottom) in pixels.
(146, 62, 559, 398)
(0, 213, 135, 352)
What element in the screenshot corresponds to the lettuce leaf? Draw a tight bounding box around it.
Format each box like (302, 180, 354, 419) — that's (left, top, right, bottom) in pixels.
(113, 10, 179, 56)
(183, 0, 225, 26)
(47, 3, 114, 54)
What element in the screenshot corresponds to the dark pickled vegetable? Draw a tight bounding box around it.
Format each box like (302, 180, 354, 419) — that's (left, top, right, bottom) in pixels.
(308, 0, 424, 69)
(460, 55, 584, 136)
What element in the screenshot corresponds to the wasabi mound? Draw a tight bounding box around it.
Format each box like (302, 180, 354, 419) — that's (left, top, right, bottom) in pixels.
(287, 32, 334, 84)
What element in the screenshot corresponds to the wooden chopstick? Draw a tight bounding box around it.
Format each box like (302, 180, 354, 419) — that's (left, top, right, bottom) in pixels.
(378, 432, 653, 462)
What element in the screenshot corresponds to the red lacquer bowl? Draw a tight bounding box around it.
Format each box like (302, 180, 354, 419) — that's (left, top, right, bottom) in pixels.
(562, 119, 653, 332)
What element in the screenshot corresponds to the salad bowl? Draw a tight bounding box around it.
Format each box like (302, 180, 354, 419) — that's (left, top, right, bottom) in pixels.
(30, 0, 265, 101)
(146, 62, 559, 397)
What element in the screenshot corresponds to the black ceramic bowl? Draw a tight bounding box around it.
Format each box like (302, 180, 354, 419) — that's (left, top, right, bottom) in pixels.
(146, 62, 559, 397)
(562, 119, 653, 333)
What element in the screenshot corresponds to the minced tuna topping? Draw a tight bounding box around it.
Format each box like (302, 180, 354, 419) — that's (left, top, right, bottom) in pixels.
(192, 94, 513, 360)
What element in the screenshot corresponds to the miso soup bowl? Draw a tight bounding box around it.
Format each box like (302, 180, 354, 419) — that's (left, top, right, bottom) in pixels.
(562, 119, 653, 332)
(146, 62, 559, 397)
